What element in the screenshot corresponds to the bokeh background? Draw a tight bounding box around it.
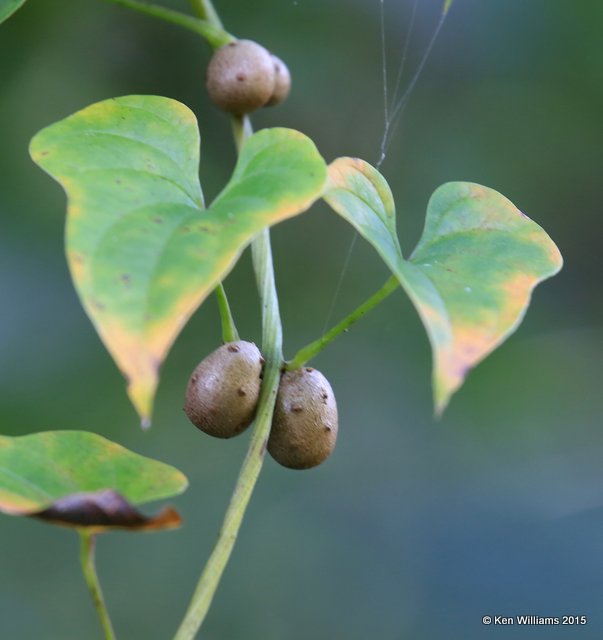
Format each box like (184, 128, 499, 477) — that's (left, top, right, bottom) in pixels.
(1, 1, 602, 638)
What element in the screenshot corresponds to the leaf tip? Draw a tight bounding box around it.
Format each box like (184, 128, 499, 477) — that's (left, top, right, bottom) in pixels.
(550, 241, 564, 274)
(433, 385, 452, 419)
(127, 374, 158, 430)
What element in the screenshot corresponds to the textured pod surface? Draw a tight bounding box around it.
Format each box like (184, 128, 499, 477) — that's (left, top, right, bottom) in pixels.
(265, 54, 291, 107)
(184, 341, 263, 438)
(206, 40, 276, 114)
(268, 368, 338, 469)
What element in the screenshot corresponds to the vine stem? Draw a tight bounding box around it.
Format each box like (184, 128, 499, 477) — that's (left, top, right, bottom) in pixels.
(166, 0, 283, 635)
(163, 0, 393, 636)
(173, 109, 283, 638)
(79, 530, 116, 640)
(287, 275, 399, 371)
(104, 0, 233, 48)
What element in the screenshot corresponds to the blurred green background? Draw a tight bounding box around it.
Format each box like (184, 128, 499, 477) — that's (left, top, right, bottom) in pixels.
(1, 0, 602, 638)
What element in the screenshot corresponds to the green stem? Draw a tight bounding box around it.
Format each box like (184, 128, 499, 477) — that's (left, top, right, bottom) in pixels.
(188, 0, 224, 29)
(231, 114, 254, 150)
(170, 1, 283, 635)
(79, 531, 116, 640)
(286, 275, 399, 371)
(104, 0, 234, 48)
(214, 283, 239, 342)
(173, 115, 283, 640)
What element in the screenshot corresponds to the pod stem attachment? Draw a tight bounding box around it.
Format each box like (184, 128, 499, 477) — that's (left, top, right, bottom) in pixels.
(214, 283, 240, 343)
(104, 0, 234, 48)
(188, 0, 224, 29)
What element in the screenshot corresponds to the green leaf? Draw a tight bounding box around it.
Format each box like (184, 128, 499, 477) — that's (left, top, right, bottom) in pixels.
(30, 95, 327, 424)
(324, 157, 563, 414)
(0, 0, 26, 24)
(0, 431, 188, 531)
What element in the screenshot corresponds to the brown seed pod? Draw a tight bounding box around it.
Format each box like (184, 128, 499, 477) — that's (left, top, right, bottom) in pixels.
(268, 368, 338, 470)
(206, 39, 276, 114)
(265, 54, 291, 107)
(184, 341, 264, 438)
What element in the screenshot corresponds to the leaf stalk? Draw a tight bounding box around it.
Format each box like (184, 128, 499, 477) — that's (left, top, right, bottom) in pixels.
(79, 531, 116, 640)
(286, 275, 399, 371)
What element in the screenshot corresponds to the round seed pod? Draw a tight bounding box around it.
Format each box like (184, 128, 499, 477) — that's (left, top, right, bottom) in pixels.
(268, 368, 338, 470)
(206, 39, 276, 114)
(265, 54, 291, 107)
(184, 341, 264, 438)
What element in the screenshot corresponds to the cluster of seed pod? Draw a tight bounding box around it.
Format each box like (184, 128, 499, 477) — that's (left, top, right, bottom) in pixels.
(206, 40, 291, 114)
(184, 341, 338, 469)
(193, 44, 331, 466)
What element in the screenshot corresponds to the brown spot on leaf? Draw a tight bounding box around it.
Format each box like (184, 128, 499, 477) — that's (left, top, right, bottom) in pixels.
(91, 299, 106, 311)
(34, 490, 182, 531)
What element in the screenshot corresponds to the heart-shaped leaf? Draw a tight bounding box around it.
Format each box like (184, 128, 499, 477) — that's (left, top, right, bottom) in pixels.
(0, 430, 188, 531)
(30, 96, 327, 425)
(324, 157, 563, 414)
(0, 0, 26, 24)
